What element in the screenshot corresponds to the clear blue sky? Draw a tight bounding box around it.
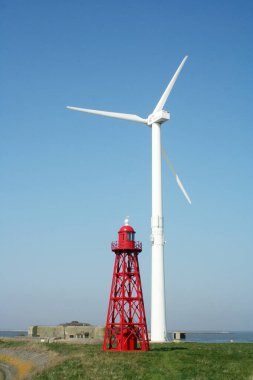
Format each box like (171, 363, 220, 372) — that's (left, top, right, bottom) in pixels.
(1, 0, 252, 331)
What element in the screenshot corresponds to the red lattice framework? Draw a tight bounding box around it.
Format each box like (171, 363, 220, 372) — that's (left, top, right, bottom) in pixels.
(103, 243, 149, 351)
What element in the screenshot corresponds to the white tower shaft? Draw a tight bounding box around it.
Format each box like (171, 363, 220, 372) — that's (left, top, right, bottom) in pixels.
(151, 122, 167, 342)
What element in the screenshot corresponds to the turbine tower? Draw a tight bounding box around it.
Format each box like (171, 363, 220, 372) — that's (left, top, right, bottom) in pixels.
(67, 56, 191, 342)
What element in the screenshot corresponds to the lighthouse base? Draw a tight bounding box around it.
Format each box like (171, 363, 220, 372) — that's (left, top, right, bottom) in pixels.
(103, 249, 149, 352)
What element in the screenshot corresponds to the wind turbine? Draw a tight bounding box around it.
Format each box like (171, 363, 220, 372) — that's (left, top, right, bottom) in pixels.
(67, 56, 191, 342)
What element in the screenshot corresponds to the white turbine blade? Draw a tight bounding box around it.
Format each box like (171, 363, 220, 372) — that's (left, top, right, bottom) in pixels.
(162, 146, 192, 205)
(66, 106, 147, 124)
(153, 56, 188, 113)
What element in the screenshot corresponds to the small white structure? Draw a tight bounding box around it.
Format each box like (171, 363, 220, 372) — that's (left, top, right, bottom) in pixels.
(173, 331, 186, 342)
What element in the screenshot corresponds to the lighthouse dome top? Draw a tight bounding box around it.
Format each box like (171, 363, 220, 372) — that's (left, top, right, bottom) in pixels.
(119, 217, 135, 233)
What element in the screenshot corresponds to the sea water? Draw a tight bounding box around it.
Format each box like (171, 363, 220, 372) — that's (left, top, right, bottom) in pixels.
(0, 331, 28, 337)
(1, 330, 253, 343)
(167, 331, 253, 343)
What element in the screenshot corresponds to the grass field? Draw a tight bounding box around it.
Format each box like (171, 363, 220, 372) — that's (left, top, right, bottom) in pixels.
(0, 368, 5, 380)
(1, 340, 253, 380)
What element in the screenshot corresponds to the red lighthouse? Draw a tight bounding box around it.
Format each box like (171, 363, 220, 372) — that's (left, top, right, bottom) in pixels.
(103, 218, 149, 351)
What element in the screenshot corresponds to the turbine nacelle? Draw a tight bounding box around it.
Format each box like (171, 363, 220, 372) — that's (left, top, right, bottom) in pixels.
(147, 110, 170, 126)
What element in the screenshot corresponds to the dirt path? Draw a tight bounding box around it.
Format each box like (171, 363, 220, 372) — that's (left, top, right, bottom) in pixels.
(0, 361, 16, 380)
(0, 347, 56, 379)
(0, 363, 13, 380)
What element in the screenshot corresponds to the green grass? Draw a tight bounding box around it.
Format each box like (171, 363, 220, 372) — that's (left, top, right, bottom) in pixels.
(0, 340, 252, 380)
(0, 339, 29, 348)
(28, 342, 253, 380)
(0, 368, 5, 380)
